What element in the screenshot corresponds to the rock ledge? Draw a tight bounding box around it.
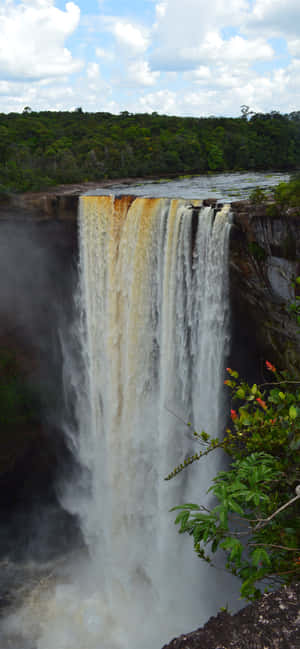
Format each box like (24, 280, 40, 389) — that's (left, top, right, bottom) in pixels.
(162, 582, 300, 649)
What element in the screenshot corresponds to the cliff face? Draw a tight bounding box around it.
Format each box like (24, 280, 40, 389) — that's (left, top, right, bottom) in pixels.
(0, 208, 79, 558)
(230, 200, 300, 375)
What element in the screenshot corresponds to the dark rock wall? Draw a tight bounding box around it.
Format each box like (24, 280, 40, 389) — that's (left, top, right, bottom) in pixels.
(230, 201, 300, 377)
(0, 208, 80, 559)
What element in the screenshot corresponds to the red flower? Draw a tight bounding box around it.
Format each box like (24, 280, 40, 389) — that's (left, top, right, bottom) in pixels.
(224, 380, 230, 385)
(266, 361, 276, 372)
(231, 409, 238, 420)
(256, 397, 267, 410)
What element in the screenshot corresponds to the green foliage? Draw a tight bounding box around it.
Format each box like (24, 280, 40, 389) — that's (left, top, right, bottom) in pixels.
(1, 109, 300, 192)
(289, 276, 300, 327)
(249, 187, 266, 205)
(273, 176, 300, 209)
(168, 361, 300, 601)
(251, 176, 300, 218)
(248, 241, 267, 261)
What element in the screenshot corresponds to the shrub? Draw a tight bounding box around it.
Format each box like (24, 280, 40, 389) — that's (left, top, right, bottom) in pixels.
(167, 361, 300, 600)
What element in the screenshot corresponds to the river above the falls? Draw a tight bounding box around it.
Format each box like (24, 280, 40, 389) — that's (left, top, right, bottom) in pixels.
(84, 170, 290, 201)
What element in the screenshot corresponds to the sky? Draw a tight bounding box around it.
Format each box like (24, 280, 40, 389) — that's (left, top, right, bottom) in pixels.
(0, 0, 300, 116)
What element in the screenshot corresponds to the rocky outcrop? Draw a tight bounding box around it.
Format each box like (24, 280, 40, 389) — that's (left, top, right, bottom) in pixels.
(0, 178, 145, 221)
(230, 201, 300, 375)
(162, 581, 300, 649)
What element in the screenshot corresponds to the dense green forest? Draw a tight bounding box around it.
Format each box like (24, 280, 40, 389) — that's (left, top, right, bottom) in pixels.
(1, 108, 300, 192)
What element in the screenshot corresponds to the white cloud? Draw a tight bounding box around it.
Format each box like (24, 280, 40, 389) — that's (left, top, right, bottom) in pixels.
(87, 62, 100, 80)
(139, 89, 177, 113)
(113, 21, 149, 55)
(247, 0, 300, 37)
(176, 33, 273, 69)
(0, 77, 76, 112)
(154, 1, 167, 25)
(151, 1, 271, 72)
(0, 0, 299, 117)
(190, 66, 211, 81)
(288, 40, 300, 58)
(0, 0, 82, 81)
(127, 61, 160, 87)
(220, 35, 273, 63)
(155, 2, 167, 19)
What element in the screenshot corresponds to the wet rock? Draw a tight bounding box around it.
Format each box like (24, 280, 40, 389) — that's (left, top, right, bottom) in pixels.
(162, 582, 300, 649)
(203, 198, 217, 207)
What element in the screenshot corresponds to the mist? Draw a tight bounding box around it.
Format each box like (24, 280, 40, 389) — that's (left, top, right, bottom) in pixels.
(0, 218, 82, 609)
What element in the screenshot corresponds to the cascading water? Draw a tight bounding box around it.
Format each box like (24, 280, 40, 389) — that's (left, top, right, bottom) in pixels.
(73, 195, 232, 645)
(2, 195, 235, 649)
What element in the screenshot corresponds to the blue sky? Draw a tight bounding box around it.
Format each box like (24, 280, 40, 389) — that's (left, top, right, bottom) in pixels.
(0, 0, 300, 116)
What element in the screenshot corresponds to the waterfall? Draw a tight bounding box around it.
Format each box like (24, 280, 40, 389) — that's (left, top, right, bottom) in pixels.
(72, 195, 232, 647)
(3, 195, 233, 649)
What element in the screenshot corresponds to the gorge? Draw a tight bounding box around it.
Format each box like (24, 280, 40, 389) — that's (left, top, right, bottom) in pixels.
(0, 179, 299, 648)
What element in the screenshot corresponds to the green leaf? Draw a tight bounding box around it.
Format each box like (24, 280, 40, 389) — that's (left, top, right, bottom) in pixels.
(228, 498, 244, 515)
(240, 578, 255, 599)
(251, 548, 271, 567)
(220, 537, 236, 551)
(174, 511, 190, 527)
(201, 431, 209, 441)
(239, 411, 252, 426)
(219, 508, 228, 527)
(171, 503, 200, 511)
(289, 405, 298, 420)
(211, 539, 219, 553)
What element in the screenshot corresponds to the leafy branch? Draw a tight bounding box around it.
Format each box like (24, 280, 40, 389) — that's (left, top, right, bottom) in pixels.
(168, 360, 300, 601)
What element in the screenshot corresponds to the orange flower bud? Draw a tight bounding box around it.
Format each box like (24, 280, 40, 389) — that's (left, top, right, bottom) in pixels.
(266, 361, 276, 372)
(256, 397, 267, 410)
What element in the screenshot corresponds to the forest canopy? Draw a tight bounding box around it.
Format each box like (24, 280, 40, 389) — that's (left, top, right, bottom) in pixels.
(1, 109, 300, 192)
